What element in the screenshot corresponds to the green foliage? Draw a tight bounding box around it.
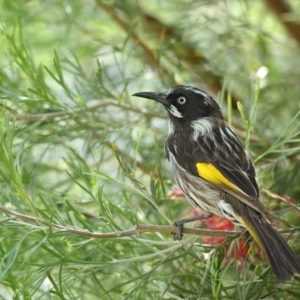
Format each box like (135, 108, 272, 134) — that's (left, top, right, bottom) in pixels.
(0, 0, 299, 299)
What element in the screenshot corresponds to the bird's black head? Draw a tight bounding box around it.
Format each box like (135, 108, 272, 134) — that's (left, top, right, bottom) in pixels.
(132, 85, 223, 123)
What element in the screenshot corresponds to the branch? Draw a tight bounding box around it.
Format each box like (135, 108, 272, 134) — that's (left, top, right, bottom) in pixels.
(95, 0, 171, 81)
(263, 0, 300, 46)
(0, 206, 239, 239)
(1, 205, 298, 242)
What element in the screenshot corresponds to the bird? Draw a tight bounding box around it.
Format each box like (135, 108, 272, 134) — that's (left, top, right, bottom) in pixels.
(132, 85, 300, 283)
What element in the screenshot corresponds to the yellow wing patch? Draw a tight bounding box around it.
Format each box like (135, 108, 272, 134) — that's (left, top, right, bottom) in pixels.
(196, 163, 245, 195)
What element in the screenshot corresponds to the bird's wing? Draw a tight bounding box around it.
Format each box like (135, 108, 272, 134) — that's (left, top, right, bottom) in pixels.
(168, 123, 263, 212)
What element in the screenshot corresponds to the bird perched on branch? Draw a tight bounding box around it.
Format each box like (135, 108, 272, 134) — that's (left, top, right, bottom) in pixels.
(133, 85, 300, 282)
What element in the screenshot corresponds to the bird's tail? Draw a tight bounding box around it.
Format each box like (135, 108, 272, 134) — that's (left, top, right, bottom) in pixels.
(239, 206, 300, 282)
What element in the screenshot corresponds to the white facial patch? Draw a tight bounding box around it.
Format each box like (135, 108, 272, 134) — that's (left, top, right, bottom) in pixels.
(191, 118, 214, 140)
(169, 104, 183, 118)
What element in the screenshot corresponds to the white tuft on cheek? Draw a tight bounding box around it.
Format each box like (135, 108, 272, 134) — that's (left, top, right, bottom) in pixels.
(169, 105, 183, 118)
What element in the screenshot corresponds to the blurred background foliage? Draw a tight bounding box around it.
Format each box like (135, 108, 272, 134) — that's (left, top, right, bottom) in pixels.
(0, 0, 300, 299)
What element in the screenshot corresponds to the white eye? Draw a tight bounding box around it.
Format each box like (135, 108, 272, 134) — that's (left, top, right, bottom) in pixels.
(177, 96, 186, 105)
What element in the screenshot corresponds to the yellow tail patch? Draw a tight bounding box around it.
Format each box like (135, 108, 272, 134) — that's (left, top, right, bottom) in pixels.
(238, 216, 265, 251)
(196, 163, 243, 195)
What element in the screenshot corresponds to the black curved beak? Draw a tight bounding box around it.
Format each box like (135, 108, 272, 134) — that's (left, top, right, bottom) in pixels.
(132, 92, 168, 106)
